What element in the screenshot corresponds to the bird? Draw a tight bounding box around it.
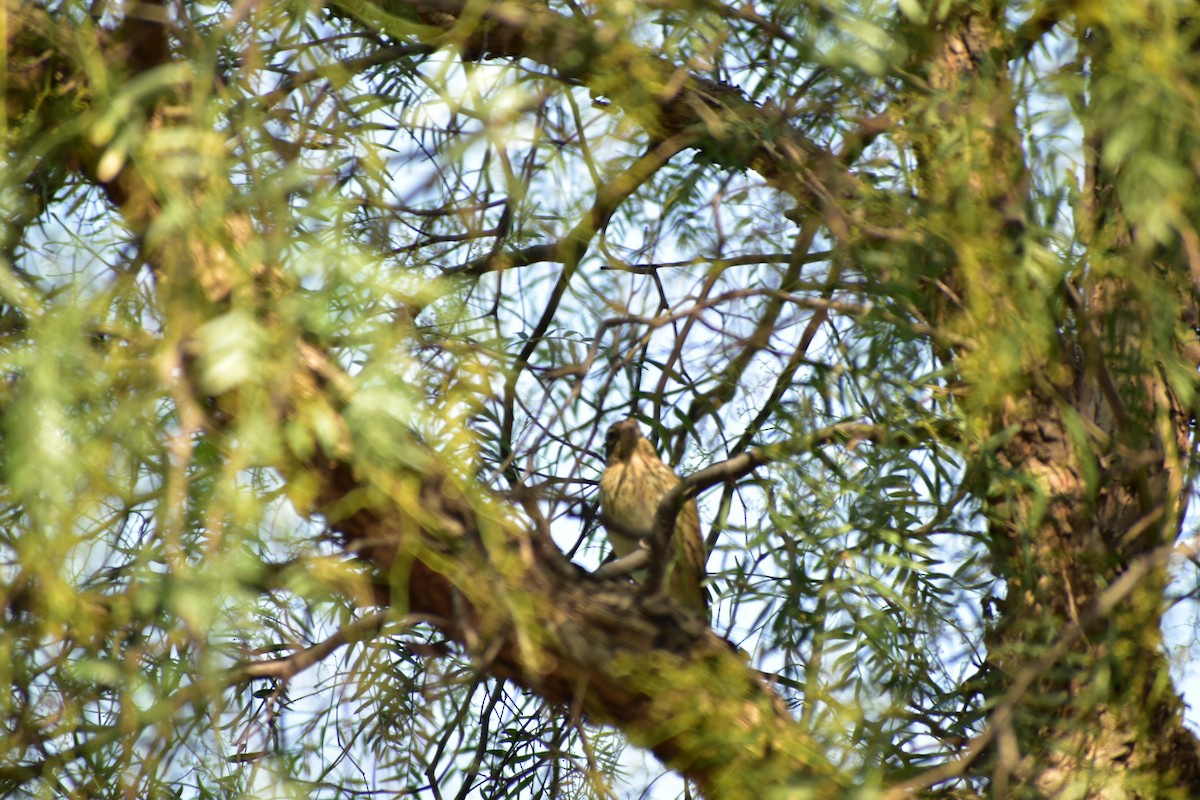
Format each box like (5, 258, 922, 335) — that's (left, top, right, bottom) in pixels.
(597, 418, 708, 617)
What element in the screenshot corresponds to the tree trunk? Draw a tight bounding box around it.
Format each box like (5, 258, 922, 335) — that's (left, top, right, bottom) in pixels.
(910, 5, 1200, 796)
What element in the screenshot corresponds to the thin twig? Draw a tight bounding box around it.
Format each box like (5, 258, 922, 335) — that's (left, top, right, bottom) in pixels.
(235, 611, 390, 682)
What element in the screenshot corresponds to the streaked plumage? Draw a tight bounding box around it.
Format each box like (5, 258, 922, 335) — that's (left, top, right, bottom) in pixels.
(598, 419, 707, 617)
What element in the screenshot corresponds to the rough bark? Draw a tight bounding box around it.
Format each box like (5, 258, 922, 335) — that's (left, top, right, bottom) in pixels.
(7, 1, 1200, 798)
(908, 4, 1200, 796)
(3, 5, 842, 796)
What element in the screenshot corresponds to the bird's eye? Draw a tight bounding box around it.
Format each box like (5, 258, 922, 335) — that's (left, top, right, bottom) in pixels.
(603, 426, 619, 459)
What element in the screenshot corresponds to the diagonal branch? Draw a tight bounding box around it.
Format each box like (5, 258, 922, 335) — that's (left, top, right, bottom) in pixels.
(333, 0, 858, 208)
(234, 611, 392, 683)
(646, 420, 949, 584)
(3, 12, 846, 795)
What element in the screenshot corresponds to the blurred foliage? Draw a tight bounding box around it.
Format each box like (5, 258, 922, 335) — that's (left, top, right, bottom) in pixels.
(2, 0, 1200, 798)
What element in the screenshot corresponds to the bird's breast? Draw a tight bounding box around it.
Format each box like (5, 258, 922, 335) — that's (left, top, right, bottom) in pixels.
(599, 455, 675, 553)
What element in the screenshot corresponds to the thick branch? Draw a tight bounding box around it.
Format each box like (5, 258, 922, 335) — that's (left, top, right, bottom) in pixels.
(3, 12, 844, 795)
(334, 0, 856, 208)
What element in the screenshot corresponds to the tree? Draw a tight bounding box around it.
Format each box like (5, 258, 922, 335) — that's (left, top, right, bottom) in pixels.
(3, 0, 1200, 797)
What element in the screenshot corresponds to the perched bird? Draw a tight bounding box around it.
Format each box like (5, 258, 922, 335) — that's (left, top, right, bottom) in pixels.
(598, 418, 708, 617)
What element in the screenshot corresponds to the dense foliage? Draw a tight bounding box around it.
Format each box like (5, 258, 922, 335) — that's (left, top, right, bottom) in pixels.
(3, 1, 1200, 798)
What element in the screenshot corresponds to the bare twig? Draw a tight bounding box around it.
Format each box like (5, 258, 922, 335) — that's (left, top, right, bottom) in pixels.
(497, 131, 700, 483)
(235, 611, 390, 682)
(592, 546, 652, 579)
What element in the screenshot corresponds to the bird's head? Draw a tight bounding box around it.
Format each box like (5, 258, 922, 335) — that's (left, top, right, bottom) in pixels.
(603, 418, 643, 463)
